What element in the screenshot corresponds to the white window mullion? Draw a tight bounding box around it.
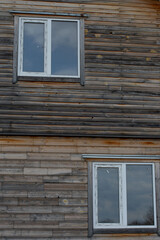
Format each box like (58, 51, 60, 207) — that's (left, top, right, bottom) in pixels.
(118, 164, 123, 227)
(152, 164, 157, 228)
(46, 19, 51, 75)
(77, 20, 80, 78)
(122, 163, 127, 227)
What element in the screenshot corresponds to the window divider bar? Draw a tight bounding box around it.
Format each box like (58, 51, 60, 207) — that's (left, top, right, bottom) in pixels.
(119, 164, 123, 226)
(46, 19, 51, 75)
(77, 20, 80, 78)
(153, 164, 157, 228)
(122, 163, 127, 227)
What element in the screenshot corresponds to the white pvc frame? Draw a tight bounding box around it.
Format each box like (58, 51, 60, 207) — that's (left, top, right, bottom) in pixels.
(18, 17, 80, 78)
(93, 162, 157, 230)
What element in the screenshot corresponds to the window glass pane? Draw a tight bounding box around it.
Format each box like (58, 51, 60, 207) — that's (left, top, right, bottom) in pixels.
(23, 22, 44, 72)
(51, 21, 78, 76)
(127, 164, 154, 226)
(97, 167, 120, 223)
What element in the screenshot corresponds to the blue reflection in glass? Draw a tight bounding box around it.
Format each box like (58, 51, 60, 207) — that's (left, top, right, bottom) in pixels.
(127, 165, 154, 225)
(51, 21, 78, 76)
(97, 167, 120, 223)
(23, 23, 44, 72)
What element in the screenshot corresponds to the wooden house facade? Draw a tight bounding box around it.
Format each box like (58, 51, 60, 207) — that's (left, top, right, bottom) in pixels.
(0, 0, 160, 239)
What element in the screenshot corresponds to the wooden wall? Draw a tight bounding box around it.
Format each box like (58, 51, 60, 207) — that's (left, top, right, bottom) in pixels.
(0, 0, 160, 138)
(0, 136, 159, 239)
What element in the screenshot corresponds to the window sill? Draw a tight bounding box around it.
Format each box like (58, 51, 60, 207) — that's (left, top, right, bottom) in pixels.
(93, 228, 157, 235)
(17, 76, 82, 84)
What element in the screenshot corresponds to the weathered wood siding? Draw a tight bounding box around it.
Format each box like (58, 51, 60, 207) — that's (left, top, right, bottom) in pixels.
(0, 0, 160, 137)
(0, 136, 159, 239)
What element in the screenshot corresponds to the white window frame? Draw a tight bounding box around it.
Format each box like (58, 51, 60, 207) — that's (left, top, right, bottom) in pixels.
(93, 162, 157, 230)
(18, 17, 80, 78)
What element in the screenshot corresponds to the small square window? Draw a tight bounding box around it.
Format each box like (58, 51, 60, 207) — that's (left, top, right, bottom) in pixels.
(92, 162, 157, 232)
(18, 17, 81, 78)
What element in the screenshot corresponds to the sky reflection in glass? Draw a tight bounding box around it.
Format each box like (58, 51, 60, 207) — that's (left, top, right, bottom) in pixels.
(51, 21, 78, 76)
(127, 165, 154, 225)
(23, 23, 44, 72)
(97, 167, 120, 223)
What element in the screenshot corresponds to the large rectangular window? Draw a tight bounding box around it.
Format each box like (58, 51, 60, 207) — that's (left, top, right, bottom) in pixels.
(93, 162, 156, 230)
(18, 17, 80, 78)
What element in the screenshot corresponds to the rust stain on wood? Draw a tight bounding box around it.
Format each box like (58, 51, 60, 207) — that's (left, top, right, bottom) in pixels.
(143, 141, 156, 146)
(0, 138, 25, 144)
(103, 140, 121, 146)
